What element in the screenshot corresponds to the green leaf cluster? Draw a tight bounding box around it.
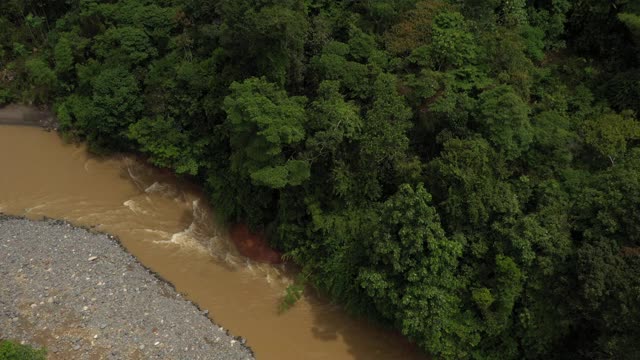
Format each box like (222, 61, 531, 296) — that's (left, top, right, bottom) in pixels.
(0, 340, 46, 360)
(2, 0, 640, 358)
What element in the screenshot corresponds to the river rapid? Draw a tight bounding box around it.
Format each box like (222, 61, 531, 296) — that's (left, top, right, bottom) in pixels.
(0, 125, 426, 360)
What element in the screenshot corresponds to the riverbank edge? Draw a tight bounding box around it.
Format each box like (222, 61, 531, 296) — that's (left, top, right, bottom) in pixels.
(0, 104, 58, 129)
(1, 106, 256, 355)
(0, 213, 255, 358)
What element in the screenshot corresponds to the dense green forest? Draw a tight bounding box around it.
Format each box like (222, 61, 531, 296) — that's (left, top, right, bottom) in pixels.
(1, 0, 640, 358)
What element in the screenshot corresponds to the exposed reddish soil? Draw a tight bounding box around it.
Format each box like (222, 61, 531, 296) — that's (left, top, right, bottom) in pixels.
(229, 224, 283, 264)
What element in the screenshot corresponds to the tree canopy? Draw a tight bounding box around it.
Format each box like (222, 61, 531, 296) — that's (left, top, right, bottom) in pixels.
(2, 0, 640, 358)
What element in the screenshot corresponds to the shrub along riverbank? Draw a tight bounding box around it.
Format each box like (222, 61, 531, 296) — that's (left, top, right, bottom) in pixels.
(0, 340, 46, 360)
(1, 1, 640, 359)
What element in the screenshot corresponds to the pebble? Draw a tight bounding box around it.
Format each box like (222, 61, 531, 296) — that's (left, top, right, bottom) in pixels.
(0, 217, 254, 360)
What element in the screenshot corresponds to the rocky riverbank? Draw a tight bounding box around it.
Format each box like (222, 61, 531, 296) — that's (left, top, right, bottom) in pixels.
(0, 104, 57, 129)
(0, 216, 254, 360)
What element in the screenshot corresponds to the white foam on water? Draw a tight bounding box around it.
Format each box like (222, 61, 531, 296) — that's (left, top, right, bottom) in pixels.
(223, 252, 239, 266)
(194, 198, 288, 283)
(75, 206, 130, 221)
(24, 204, 46, 213)
(125, 193, 286, 285)
(126, 167, 146, 191)
(143, 228, 171, 238)
(122, 158, 153, 192)
(167, 222, 209, 253)
(144, 182, 161, 193)
(245, 260, 255, 274)
(144, 181, 179, 199)
(123, 199, 149, 215)
(150, 199, 244, 266)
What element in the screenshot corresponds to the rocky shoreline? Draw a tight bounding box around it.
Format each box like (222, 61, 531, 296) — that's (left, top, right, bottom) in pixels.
(0, 104, 57, 129)
(0, 215, 255, 360)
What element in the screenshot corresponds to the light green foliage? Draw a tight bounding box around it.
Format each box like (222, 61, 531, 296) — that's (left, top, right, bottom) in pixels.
(472, 288, 494, 310)
(358, 183, 469, 358)
(3, 0, 640, 358)
(94, 26, 157, 66)
(99, 0, 177, 45)
(360, 73, 412, 164)
(25, 58, 57, 103)
(128, 116, 206, 175)
(520, 25, 545, 61)
(428, 138, 518, 232)
(57, 65, 142, 150)
(498, 0, 528, 27)
(305, 80, 362, 158)
(527, 0, 571, 50)
(278, 272, 308, 313)
(476, 85, 533, 160)
(25, 59, 56, 86)
(312, 40, 376, 99)
(582, 112, 640, 165)
(427, 11, 477, 70)
(25, 14, 43, 29)
(619, 12, 640, 40)
(54, 36, 74, 75)
(485, 255, 523, 334)
(528, 110, 576, 174)
(91, 66, 142, 127)
(12, 43, 28, 57)
(223, 77, 309, 189)
(0, 340, 46, 360)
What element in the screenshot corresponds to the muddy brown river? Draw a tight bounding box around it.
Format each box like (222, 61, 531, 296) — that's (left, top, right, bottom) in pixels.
(0, 125, 426, 360)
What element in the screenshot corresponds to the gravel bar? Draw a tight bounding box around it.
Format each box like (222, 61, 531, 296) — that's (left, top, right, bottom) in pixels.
(0, 216, 255, 360)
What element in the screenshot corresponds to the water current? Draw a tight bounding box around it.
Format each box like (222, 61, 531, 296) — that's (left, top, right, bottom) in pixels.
(0, 125, 426, 360)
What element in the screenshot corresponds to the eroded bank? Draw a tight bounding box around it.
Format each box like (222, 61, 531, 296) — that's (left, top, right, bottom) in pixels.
(0, 125, 426, 360)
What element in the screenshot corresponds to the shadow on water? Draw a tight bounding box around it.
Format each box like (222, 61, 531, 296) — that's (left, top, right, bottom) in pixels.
(1, 124, 430, 360)
(272, 282, 429, 360)
(114, 142, 430, 360)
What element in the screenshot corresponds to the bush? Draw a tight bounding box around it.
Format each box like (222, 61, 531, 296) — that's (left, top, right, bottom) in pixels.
(0, 340, 46, 360)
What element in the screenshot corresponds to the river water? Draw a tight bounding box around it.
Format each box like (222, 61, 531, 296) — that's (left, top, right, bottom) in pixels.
(0, 125, 426, 360)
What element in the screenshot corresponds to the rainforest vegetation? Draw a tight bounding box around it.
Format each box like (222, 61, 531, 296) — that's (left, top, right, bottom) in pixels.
(1, 0, 640, 359)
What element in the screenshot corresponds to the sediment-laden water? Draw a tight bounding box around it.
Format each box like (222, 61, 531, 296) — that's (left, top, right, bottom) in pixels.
(0, 125, 425, 360)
